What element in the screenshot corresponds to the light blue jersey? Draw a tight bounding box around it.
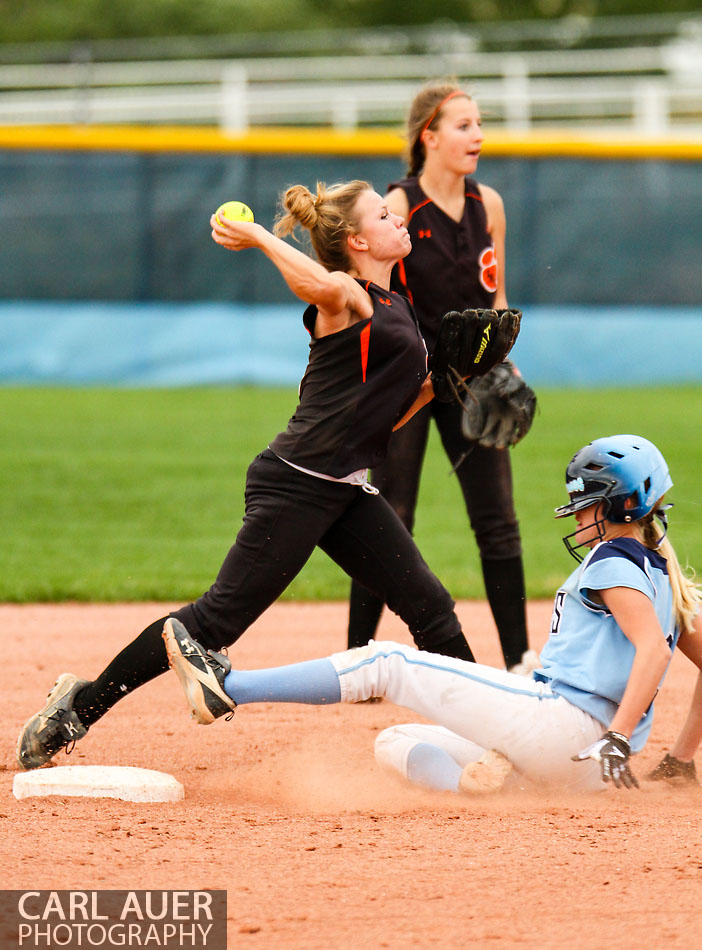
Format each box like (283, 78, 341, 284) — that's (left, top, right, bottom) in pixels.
(536, 538, 678, 752)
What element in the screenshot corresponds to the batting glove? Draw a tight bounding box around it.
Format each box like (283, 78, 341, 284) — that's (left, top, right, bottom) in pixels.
(572, 731, 639, 789)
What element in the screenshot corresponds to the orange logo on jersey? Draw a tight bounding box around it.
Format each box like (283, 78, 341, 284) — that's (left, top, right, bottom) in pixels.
(478, 245, 498, 293)
(417, 229, 432, 239)
(378, 297, 392, 306)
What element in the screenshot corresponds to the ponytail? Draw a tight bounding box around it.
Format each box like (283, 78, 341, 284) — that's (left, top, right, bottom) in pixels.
(642, 511, 701, 634)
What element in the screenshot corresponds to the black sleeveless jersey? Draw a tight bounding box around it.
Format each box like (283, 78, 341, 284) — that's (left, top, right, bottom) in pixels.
(388, 176, 496, 355)
(269, 280, 428, 478)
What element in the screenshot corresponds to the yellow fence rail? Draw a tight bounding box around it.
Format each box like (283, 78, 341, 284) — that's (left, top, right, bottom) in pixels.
(1, 125, 701, 160)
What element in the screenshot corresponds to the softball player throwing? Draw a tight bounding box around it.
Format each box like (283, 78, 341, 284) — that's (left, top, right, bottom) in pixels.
(18, 178, 487, 771)
(164, 434, 702, 793)
(347, 81, 535, 673)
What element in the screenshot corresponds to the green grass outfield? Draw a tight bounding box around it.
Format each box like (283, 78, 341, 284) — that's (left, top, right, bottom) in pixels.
(2, 385, 700, 603)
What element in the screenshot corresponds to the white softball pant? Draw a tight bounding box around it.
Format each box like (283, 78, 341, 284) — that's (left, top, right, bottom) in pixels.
(329, 641, 607, 792)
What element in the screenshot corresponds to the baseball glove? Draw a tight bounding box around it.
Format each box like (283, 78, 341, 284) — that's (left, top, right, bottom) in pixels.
(460, 360, 537, 449)
(430, 308, 522, 404)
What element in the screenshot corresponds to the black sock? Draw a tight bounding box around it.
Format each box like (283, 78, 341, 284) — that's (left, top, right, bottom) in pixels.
(432, 633, 475, 663)
(481, 556, 528, 669)
(347, 581, 384, 648)
(73, 617, 171, 727)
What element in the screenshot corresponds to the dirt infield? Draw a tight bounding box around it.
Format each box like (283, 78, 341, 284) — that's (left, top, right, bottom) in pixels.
(2, 601, 702, 950)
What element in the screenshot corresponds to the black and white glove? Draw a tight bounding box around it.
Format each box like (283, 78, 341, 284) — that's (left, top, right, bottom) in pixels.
(572, 731, 639, 789)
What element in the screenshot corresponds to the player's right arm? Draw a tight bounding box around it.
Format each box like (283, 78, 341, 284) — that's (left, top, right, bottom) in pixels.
(210, 215, 373, 334)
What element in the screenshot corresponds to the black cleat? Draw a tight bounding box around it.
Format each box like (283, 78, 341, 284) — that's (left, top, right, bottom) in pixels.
(17, 674, 90, 770)
(646, 752, 699, 786)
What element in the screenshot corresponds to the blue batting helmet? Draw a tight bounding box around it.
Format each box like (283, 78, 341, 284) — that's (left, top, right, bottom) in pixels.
(555, 434, 673, 524)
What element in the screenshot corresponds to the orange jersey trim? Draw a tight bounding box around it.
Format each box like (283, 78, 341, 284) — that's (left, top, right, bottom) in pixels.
(395, 259, 413, 304)
(359, 323, 371, 383)
(408, 190, 482, 224)
(407, 198, 433, 223)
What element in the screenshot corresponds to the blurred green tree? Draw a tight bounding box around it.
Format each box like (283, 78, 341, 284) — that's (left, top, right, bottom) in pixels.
(0, 0, 698, 45)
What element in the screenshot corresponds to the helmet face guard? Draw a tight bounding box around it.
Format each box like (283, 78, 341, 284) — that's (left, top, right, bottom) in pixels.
(560, 497, 611, 562)
(555, 435, 673, 562)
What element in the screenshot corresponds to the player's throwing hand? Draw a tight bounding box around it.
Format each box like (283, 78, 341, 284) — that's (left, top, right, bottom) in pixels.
(210, 210, 261, 251)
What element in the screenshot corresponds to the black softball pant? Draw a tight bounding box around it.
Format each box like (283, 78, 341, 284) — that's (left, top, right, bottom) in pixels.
(173, 450, 467, 655)
(348, 400, 527, 665)
(73, 449, 471, 728)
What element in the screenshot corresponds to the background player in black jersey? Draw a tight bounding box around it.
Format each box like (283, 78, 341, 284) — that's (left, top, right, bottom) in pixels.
(348, 81, 538, 674)
(17, 178, 478, 771)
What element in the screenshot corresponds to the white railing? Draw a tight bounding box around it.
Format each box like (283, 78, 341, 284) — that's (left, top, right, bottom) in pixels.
(0, 37, 700, 131)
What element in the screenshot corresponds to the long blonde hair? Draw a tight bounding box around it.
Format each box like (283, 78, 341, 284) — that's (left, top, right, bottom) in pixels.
(273, 180, 370, 273)
(642, 510, 701, 634)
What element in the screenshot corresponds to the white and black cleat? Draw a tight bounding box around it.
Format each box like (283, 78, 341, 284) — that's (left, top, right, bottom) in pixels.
(163, 618, 236, 725)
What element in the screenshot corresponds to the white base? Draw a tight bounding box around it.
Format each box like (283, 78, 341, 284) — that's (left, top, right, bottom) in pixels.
(13, 766, 184, 802)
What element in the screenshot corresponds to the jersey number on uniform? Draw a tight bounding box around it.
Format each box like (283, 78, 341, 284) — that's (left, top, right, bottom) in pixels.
(550, 590, 567, 636)
(478, 245, 498, 294)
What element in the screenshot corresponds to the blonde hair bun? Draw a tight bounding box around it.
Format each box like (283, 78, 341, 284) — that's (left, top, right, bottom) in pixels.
(273, 179, 371, 273)
(281, 184, 320, 231)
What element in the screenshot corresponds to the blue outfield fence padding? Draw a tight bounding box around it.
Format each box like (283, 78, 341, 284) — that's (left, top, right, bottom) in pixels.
(513, 306, 702, 386)
(0, 301, 701, 387)
(1, 148, 701, 310)
(0, 301, 308, 387)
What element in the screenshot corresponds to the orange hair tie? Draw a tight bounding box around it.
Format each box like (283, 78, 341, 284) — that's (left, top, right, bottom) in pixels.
(420, 90, 467, 140)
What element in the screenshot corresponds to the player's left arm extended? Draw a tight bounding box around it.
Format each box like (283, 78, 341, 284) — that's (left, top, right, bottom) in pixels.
(478, 183, 508, 310)
(393, 375, 434, 430)
(669, 613, 702, 760)
(602, 585, 672, 740)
